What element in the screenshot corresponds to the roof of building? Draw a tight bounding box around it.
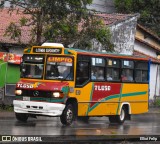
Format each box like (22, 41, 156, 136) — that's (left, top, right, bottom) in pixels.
(137, 24, 160, 41)
(136, 37, 160, 52)
(0, 8, 31, 44)
(133, 50, 160, 64)
(136, 24, 160, 52)
(96, 13, 139, 26)
(0, 8, 137, 45)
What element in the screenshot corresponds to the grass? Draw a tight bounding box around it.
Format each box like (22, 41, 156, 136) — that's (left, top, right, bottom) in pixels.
(0, 104, 14, 112)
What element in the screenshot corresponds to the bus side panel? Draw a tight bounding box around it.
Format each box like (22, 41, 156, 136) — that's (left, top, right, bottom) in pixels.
(75, 82, 149, 116)
(129, 103, 148, 114)
(77, 100, 120, 116)
(75, 82, 122, 116)
(120, 83, 149, 114)
(73, 83, 93, 116)
(87, 102, 119, 116)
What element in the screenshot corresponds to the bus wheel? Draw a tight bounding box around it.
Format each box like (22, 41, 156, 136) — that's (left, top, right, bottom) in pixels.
(60, 104, 74, 126)
(15, 113, 28, 122)
(109, 107, 126, 124)
(116, 107, 126, 124)
(109, 116, 116, 123)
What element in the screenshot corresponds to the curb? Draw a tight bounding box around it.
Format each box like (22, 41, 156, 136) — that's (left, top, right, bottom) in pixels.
(148, 107, 160, 114)
(0, 112, 15, 118)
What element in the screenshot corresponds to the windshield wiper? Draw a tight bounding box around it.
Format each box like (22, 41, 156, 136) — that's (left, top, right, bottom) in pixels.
(64, 72, 72, 80)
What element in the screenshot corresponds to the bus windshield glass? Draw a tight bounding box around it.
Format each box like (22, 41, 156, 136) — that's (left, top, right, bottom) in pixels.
(45, 56, 73, 80)
(21, 54, 44, 79)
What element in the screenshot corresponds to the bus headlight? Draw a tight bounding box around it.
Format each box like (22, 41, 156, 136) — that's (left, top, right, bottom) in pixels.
(52, 92, 64, 98)
(15, 90, 22, 95)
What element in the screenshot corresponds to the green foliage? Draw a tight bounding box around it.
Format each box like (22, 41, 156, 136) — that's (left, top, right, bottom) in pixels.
(20, 17, 28, 26)
(154, 99, 160, 107)
(0, 104, 14, 112)
(114, 0, 160, 37)
(4, 22, 21, 42)
(73, 17, 113, 51)
(114, 0, 132, 13)
(1, 0, 113, 51)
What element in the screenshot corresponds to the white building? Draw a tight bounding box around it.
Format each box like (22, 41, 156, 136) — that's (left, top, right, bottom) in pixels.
(134, 24, 160, 101)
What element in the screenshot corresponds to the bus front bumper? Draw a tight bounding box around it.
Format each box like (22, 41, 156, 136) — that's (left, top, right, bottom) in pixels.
(13, 100, 65, 116)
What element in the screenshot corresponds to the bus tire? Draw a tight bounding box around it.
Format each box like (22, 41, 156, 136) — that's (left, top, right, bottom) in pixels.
(115, 107, 126, 124)
(109, 116, 116, 123)
(15, 113, 28, 122)
(109, 107, 126, 124)
(60, 104, 74, 126)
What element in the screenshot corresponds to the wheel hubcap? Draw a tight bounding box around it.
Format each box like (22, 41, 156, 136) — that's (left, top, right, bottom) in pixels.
(66, 108, 73, 123)
(120, 109, 125, 121)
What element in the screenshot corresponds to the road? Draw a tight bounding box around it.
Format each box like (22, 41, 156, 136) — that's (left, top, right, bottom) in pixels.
(0, 109, 160, 143)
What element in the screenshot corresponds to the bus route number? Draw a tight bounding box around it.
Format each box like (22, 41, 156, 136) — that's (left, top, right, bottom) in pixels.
(94, 85, 111, 91)
(17, 83, 33, 89)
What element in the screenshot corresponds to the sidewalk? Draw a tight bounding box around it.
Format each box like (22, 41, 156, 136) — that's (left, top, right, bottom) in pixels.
(148, 107, 160, 113)
(0, 111, 14, 118)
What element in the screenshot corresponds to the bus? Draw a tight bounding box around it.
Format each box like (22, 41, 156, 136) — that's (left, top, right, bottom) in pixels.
(13, 43, 150, 125)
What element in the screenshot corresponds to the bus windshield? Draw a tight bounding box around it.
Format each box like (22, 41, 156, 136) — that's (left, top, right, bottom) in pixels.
(21, 63, 44, 79)
(45, 56, 73, 80)
(21, 54, 44, 79)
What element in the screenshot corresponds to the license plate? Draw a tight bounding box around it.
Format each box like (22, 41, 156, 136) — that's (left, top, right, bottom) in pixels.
(23, 97, 30, 101)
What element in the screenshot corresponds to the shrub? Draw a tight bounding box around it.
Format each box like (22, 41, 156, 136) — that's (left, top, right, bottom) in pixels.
(154, 99, 160, 107)
(0, 104, 14, 111)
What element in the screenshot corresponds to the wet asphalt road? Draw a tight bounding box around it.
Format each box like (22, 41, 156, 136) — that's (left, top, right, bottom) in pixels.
(0, 110, 160, 143)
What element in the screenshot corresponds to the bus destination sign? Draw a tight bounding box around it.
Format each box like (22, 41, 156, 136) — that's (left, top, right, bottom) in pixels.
(33, 47, 62, 54)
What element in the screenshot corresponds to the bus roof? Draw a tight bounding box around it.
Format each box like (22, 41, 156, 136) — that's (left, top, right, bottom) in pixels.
(66, 47, 149, 61)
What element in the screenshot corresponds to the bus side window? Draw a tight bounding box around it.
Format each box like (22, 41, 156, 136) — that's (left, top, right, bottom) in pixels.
(96, 67, 104, 80)
(76, 61, 89, 86)
(91, 57, 105, 81)
(121, 69, 133, 81)
(121, 60, 134, 82)
(135, 62, 148, 83)
(106, 59, 120, 81)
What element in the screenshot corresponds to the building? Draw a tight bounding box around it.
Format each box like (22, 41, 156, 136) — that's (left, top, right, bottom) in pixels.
(96, 13, 139, 55)
(0, 8, 30, 54)
(134, 24, 160, 101)
(0, 8, 29, 103)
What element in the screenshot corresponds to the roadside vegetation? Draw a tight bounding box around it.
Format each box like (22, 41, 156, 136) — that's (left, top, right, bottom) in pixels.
(114, 0, 160, 37)
(0, 104, 14, 111)
(0, 0, 114, 51)
(154, 99, 160, 107)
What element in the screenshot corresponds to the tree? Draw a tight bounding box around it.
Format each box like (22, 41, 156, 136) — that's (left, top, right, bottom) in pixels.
(1, 0, 113, 51)
(114, 0, 160, 37)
